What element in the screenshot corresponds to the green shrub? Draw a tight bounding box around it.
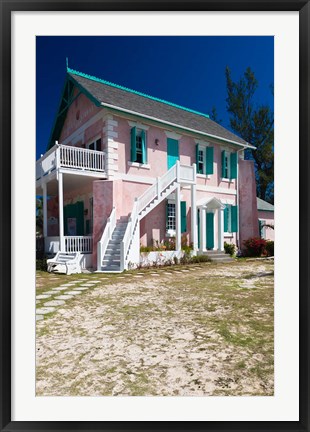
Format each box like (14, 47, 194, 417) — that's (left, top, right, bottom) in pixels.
(36, 258, 47, 271)
(265, 240, 274, 256)
(191, 254, 211, 263)
(224, 242, 236, 256)
(243, 237, 267, 257)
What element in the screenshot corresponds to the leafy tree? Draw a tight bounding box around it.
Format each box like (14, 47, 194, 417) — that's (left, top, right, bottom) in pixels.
(225, 66, 274, 203)
(209, 106, 222, 124)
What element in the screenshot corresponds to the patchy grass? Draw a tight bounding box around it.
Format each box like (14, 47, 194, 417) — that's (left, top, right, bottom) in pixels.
(36, 260, 274, 396)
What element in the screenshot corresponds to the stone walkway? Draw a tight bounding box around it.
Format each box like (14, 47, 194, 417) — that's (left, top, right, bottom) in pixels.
(36, 279, 102, 321)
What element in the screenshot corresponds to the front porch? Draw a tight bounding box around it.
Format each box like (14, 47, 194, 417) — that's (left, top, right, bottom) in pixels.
(197, 197, 225, 253)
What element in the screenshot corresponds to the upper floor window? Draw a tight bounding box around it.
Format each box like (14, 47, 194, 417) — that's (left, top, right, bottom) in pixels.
(131, 127, 147, 164)
(195, 144, 214, 175)
(221, 150, 237, 180)
(87, 138, 101, 151)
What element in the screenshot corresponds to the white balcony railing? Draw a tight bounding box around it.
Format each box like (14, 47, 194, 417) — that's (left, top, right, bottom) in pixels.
(36, 143, 106, 180)
(64, 236, 93, 254)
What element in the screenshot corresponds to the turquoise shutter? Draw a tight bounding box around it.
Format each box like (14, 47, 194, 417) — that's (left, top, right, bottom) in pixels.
(206, 146, 214, 175)
(230, 152, 237, 179)
(76, 201, 84, 235)
(181, 201, 187, 233)
(167, 138, 179, 169)
(231, 205, 238, 232)
(131, 127, 137, 162)
(221, 150, 226, 178)
(141, 130, 147, 164)
(224, 205, 229, 232)
(206, 212, 214, 249)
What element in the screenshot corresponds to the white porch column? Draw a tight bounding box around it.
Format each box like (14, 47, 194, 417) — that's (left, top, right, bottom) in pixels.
(58, 172, 65, 251)
(218, 208, 224, 251)
(191, 183, 197, 251)
(200, 207, 206, 251)
(42, 182, 47, 238)
(175, 184, 181, 251)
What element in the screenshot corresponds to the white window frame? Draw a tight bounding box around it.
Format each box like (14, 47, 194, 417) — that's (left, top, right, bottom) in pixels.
(196, 141, 212, 178)
(166, 200, 176, 236)
(221, 149, 233, 182)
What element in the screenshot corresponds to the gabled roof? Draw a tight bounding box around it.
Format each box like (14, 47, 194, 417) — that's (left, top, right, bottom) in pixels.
(257, 197, 274, 212)
(48, 66, 253, 150)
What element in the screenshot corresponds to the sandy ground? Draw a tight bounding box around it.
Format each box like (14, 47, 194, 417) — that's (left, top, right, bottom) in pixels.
(36, 260, 274, 396)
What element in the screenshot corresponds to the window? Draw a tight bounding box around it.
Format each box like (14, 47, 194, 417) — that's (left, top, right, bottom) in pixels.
(131, 127, 147, 164)
(88, 138, 101, 151)
(198, 149, 204, 174)
(196, 144, 214, 175)
(221, 150, 237, 180)
(224, 204, 238, 233)
(167, 203, 176, 231)
(258, 219, 266, 239)
(166, 201, 187, 233)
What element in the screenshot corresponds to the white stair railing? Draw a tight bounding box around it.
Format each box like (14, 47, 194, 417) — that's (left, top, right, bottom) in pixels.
(120, 200, 138, 271)
(97, 207, 116, 270)
(119, 161, 196, 271)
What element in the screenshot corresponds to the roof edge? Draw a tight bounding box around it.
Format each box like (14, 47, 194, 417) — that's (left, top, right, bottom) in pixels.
(101, 101, 256, 150)
(67, 66, 211, 120)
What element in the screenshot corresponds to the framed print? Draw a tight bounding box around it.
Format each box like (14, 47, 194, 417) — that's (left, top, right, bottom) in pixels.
(1, 1, 309, 431)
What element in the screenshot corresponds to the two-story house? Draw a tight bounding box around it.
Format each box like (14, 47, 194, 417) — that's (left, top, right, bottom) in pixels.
(36, 66, 259, 272)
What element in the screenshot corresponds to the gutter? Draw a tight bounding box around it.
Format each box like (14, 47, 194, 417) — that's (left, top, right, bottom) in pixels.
(100, 101, 256, 150)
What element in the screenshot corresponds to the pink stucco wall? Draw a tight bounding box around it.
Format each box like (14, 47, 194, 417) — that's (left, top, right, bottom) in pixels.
(59, 87, 102, 145)
(238, 159, 259, 249)
(258, 210, 274, 241)
(114, 116, 237, 192)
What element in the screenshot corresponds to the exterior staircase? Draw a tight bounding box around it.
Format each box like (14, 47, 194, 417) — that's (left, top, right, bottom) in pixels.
(97, 161, 196, 273)
(204, 250, 234, 263)
(101, 217, 128, 272)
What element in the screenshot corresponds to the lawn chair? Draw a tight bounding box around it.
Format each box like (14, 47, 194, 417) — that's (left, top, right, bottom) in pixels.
(47, 252, 82, 275)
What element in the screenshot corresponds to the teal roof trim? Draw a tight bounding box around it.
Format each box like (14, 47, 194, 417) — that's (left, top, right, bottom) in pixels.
(67, 66, 210, 119)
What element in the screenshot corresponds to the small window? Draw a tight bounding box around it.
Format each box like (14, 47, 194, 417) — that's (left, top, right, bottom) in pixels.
(198, 149, 204, 174)
(167, 203, 176, 231)
(87, 138, 101, 151)
(131, 127, 147, 164)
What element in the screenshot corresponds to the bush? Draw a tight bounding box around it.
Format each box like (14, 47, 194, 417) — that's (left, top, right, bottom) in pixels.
(243, 237, 267, 257)
(224, 242, 236, 256)
(36, 258, 47, 271)
(265, 240, 274, 256)
(191, 254, 211, 264)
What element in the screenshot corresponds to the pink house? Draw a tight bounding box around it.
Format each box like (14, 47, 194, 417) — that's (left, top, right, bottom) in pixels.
(36, 66, 260, 272)
(257, 198, 274, 241)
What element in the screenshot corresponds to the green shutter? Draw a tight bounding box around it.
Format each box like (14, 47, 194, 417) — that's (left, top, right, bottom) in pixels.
(206, 146, 214, 175)
(197, 209, 200, 249)
(181, 201, 187, 233)
(206, 212, 214, 249)
(221, 150, 226, 178)
(224, 205, 229, 232)
(258, 219, 262, 238)
(230, 152, 237, 179)
(76, 201, 84, 235)
(131, 126, 137, 162)
(141, 130, 147, 164)
(231, 205, 238, 232)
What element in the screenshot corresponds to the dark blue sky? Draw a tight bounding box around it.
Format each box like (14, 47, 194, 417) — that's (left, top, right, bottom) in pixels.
(36, 36, 274, 158)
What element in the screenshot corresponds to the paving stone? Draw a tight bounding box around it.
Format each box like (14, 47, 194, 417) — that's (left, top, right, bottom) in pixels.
(45, 291, 57, 295)
(55, 295, 74, 300)
(44, 300, 66, 307)
(61, 283, 77, 286)
(36, 300, 41, 304)
(133, 275, 143, 278)
(36, 315, 44, 321)
(66, 291, 82, 295)
(79, 284, 95, 287)
(36, 294, 51, 299)
(73, 287, 89, 291)
(36, 307, 55, 315)
(150, 273, 160, 276)
(88, 280, 101, 283)
(52, 287, 68, 291)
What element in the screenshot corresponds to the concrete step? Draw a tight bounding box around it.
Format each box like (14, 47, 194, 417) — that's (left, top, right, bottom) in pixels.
(209, 256, 234, 262)
(106, 248, 120, 254)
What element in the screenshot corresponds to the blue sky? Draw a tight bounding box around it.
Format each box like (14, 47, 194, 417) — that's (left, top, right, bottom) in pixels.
(36, 36, 274, 158)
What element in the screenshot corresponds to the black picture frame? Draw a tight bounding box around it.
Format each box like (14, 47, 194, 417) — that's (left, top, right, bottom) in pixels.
(1, 1, 309, 431)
